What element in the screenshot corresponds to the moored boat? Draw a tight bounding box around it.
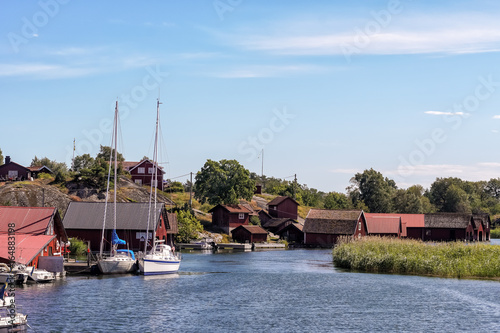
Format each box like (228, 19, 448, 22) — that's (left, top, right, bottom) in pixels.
(0, 293, 28, 333)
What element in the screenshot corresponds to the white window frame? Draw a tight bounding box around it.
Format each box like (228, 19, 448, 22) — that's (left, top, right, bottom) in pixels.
(238, 213, 245, 219)
(358, 222, 361, 231)
(8, 170, 18, 178)
(135, 179, 142, 185)
(148, 167, 154, 174)
(138, 167, 145, 174)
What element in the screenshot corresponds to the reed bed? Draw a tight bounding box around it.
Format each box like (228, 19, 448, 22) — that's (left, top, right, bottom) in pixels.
(332, 236, 500, 279)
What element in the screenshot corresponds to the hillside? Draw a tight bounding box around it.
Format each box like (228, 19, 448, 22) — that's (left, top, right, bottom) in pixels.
(0, 176, 173, 216)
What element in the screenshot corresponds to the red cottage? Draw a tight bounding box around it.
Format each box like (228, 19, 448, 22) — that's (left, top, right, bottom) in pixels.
(262, 217, 296, 234)
(303, 209, 367, 247)
(122, 159, 165, 190)
(208, 204, 251, 234)
(276, 222, 304, 243)
(62, 202, 177, 252)
(27, 165, 53, 178)
(423, 213, 471, 241)
(258, 210, 273, 226)
(231, 225, 268, 243)
(0, 206, 68, 268)
(268, 196, 299, 220)
(0, 156, 31, 181)
(364, 214, 402, 238)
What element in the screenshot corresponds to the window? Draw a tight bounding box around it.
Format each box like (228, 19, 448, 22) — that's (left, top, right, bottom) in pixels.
(8, 170, 18, 178)
(358, 222, 361, 231)
(138, 167, 145, 174)
(135, 179, 142, 185)
(238, 213, 245, 219)
(148, 167, 154, 174)
(272, 206, 276, 210)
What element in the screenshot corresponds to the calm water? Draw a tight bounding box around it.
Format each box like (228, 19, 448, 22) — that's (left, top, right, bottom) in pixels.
(14, 247, 500, 333)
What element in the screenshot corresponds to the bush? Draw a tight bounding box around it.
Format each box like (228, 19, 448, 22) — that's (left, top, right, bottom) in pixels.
(249, 215, 261, 226)
(68, 238, 88, 257)
(175, 210, 203, 243)
(491, 228, 500, 239)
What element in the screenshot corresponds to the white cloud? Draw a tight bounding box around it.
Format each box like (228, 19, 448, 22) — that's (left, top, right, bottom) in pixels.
(208, 64, 331, 78)
(0, 63, 96, 79)
(424, 111, 470, 116)
(493, 115, 500, 119)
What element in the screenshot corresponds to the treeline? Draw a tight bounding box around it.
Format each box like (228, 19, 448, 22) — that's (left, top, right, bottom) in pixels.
(252, 168, 500, 217)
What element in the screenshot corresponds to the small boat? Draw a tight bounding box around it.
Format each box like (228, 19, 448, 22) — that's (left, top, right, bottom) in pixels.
(0, 292, 28, 332)
(139, 99, 181, 275)
(96, 101, 136, 274)
(0, 264, 28, 285)
(24, 266, 55, 283)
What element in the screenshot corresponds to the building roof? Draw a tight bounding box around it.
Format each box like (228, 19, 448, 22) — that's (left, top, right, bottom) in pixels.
(0, 161, 30, 171)
(364, 214, 401, 234)
(362, 213, 424, 237)
(231, 225, 268, 235)
(258, 210, 272, 218)
(268, 196, 299, 207)
(125, 159, 165, 174)
(0, 234, 55, 265)
(27, 165, 53, 173)
(263, 218, 294, 229)
(208, 204, 251, 214)
(303, 209, 361, 235)
(63, 202, 168, 231)
(276, 222, 304, 235)
(0, 206, 65, 240)
(424, 213, 471, 229)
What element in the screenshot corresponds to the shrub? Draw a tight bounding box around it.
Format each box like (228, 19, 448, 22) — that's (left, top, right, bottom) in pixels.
(491, 228, 500, 239)
(68, 237, 88, 257)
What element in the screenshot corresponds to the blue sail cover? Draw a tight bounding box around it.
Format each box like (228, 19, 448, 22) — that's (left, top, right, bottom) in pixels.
(111, 230, 126, 245)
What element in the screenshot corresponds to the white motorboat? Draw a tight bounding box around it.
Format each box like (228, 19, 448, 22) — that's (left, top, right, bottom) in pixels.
(24, 266, 55, 283)
(0, 264, 28, 285)
(0, 296, 28, 333)
(139, 99, 181, 275)
(96, 101, 136, 274)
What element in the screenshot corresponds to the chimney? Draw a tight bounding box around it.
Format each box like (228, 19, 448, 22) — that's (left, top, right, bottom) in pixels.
(5, 156, 10, 164)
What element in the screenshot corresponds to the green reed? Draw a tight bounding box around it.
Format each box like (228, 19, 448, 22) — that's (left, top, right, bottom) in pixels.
(333, 236, 500, 279)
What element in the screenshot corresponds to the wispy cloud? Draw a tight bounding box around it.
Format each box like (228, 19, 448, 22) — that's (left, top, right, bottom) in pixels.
(493, 115, 500, 119)
(225, 13, 500, 56)
(0, 63, 96, 79)
(425, 111, 470, 116)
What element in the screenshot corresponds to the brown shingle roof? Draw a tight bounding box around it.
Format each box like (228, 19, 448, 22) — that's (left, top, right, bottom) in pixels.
(268, 196, 299, 206)
(208, 204, 251, 214)
(263, 218, 294, 229)
(424, 213, 471, 229)
(231, 225, 268, 234)
(303, 209, 361, 235)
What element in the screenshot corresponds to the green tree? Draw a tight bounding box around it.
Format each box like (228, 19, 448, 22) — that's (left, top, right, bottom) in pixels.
(443, 184, 471, 213)
(76, 158, 110, 190)
(485, 178, 500, 199)
(175, 210, 203, 243)
(31, 156, 68, 175)
(166, 181, 184, 193)
(96, 145, 125, 162)
(72, 154, 94, 172)
(348, 168, 396, 213)
(324, 192, 350, 210)
(392, 189, 423, 213)
(249, 215, 261, 226)
(194, 159, 255, 205)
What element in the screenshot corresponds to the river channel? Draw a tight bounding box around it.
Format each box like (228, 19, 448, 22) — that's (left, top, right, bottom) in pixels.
(14, 247, 500, 332)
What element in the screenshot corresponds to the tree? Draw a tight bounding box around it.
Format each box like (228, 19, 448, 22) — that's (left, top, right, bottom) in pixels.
(175, 210, 203, 243)
(324, 192, 350, 210)
(76, 158, 110, 190)
(0, 147, 3, 165)
(31, 156, 68, 175)
(194, 159, 255, 205)
(249, 215, 261, 226)
(348, 168, 396, 213)
(96, 145, 125, 162)
(72, 154, 94, 172)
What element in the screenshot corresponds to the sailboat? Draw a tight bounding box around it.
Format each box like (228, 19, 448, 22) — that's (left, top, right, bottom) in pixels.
(138, 99, 181, 275)
(97, 101, 136, 274)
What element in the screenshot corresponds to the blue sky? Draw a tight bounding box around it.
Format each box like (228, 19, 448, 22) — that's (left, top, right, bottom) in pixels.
(1, 0, 500, 193)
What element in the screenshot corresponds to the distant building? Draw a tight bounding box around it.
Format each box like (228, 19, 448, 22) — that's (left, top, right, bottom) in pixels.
(208, 204, 251, 234)
(27, 165, 53, 178)
(0, 206, 68, 268)
(231, 225, 268, 243)
(303, 209, 367, 247)
(364, 214, 402, 238)
(268, 196, 299, 220)
(122, 159, 165, 191)
(276, 222, 304, 244)
(254, 184, 262, 194)
(0, 156, 31, 181)
(258, 210, 273, 226)
(62, 202, 177, 252)
(262, 217, 296, 234)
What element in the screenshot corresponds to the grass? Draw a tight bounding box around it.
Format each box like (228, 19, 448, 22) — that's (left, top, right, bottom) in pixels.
(333, 236, 500, 279)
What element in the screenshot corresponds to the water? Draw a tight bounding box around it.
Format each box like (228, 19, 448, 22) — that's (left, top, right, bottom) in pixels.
(14, 248, 500, 332)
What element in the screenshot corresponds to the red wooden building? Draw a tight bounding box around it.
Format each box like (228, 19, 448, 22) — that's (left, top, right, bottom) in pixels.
(258, 210, 273, 226)
(364, 214, 402, 238)
(208, 204, 251, 234)
(122, 159, 165, 190)
(262, 217, 296, 234)
(303, 209, 367, 247)
(268, 196, 299, 220)
(276, 222, 304, 243)
(27, 165, 53, 178)
(62, 202, 177, 252)
(423, 213, 472, 241)
(0, 206, 68, 268)
(231, 225, 268, 243)
(0, 156, 32, 181)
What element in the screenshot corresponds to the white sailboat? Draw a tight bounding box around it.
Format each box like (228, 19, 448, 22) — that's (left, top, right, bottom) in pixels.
(139, 99, 181, 275)
(97, 101, 136, 274)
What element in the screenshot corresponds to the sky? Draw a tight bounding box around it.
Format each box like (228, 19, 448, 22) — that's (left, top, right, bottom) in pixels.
(1, 0, 500, 193)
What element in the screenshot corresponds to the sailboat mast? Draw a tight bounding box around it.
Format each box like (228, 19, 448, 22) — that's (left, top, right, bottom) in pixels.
(113, 101, 118, 233)
(152, 99, 161, 247)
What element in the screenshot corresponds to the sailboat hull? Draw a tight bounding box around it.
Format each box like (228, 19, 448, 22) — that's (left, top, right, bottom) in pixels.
(139, 258, 180, 275)
(97, 257, 136, 274)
